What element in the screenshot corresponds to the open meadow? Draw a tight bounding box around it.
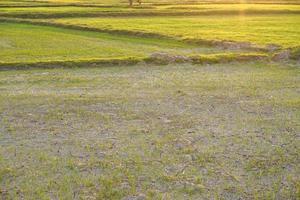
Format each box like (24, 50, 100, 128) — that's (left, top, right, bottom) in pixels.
(0, 0, 299, 199)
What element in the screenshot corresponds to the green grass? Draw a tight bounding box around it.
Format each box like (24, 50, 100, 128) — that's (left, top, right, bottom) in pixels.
(0, 62, 299, 199)
(3, 0, 298, 5)
(0, 0, 122, 6)
(51, 14, 300, 48)
(0, 22, 231, 64)
(158, 4, 300, 11)
(1, 3, 299, 16)
(0, 1, 299, 199)
(0, 6, 123, 14)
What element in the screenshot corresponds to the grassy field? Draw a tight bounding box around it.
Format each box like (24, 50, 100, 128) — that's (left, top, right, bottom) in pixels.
(1, 0, 299, 6)
(1, 22, 230, 64)
(0, 62, 299, 199)
(51, 14, 300, 48)
(1, 4, 300, 22)
(1, 4, 300, 16)
(0, 0, 299, 199)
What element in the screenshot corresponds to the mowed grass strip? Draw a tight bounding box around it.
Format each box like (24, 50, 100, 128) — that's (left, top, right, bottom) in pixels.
(0, 22, 225, 64)
(52, 14, 300, 47)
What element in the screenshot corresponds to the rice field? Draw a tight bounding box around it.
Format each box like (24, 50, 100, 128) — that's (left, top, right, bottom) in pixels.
(51, 14, 300, 48)
(1, 22, 226, 64)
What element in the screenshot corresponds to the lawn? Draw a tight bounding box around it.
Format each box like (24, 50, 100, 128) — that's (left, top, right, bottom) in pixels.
(0, 62, 299, 199)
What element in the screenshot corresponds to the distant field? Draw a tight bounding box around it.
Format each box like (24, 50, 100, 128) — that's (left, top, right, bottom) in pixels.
(1, 2, 299, 49)
(1, 22, 232, 64)
(0, 0, 122, 6)
(159, 3, 300, 10)
(52, 14, 300, 48)
(1, 4, 299, 15)
(1, 4, 299, 19)
(0, 6, 122, 15)
(1, 0, 298, 6)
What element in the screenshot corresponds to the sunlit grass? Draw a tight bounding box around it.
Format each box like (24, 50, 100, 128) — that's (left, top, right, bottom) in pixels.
(1, 3, 299, 15)
(0, 22, 230, 64)
(52, 14, 300, 47)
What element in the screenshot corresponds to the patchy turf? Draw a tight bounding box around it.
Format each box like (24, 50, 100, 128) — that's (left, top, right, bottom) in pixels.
(0, 62, 299, 199)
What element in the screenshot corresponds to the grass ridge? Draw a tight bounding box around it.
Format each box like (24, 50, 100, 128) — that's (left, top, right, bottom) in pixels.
(0, 53, 270, 70)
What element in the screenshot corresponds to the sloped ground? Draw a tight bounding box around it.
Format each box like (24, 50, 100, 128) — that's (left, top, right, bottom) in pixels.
(0, 62, 299, 199)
